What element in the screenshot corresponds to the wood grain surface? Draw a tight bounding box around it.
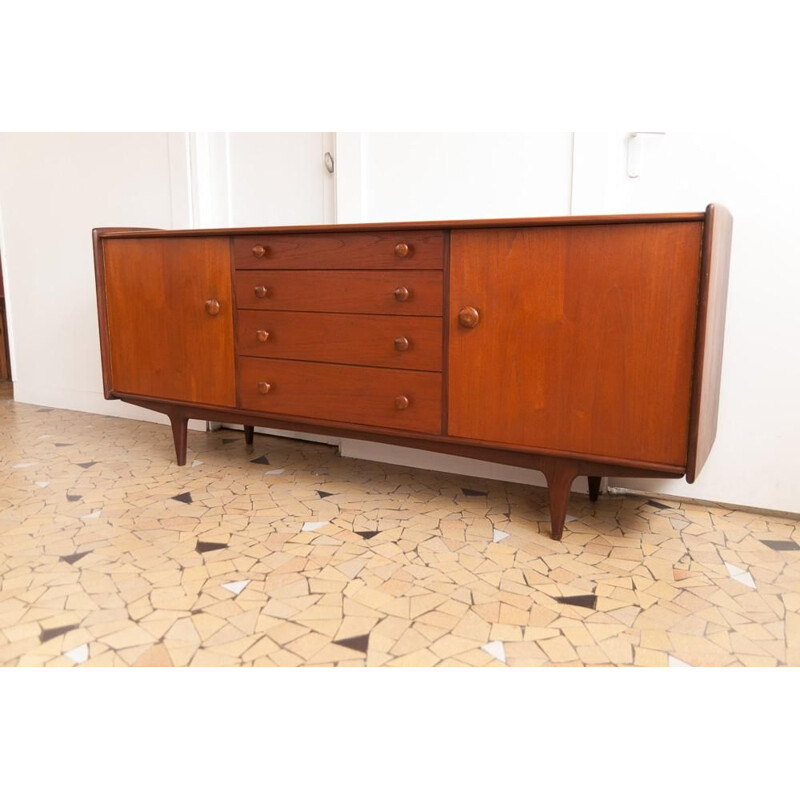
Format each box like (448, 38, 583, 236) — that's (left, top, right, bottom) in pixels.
(103, 237, 235, 407)
(236, 310, 442, 371)
(233, 231, 444, 269)
(234, 270, 443, 316)
(687, 204, 733, 481)
(448, 222, 704, 466)
(238, 357, 442, 434)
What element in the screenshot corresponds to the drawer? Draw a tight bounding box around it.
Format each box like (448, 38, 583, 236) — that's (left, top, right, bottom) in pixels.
(237, 311, 442, 372)
(238, 357, 442, 434)
(234, 270, 443, 316)
(233, 231, 444, 270)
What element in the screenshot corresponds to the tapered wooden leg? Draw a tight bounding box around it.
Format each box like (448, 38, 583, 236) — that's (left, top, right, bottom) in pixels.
(168, 412, 188, 466)
(244, 425, 255, 446)
(588, 476, 601, 502)
(544, 462, 578, 541)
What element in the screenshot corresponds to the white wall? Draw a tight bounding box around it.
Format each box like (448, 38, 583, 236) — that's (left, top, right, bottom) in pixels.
(0, 132, 203, 429)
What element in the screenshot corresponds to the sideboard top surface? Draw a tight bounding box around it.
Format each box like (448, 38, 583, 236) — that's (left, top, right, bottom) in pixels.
(94, 211, 707, 239)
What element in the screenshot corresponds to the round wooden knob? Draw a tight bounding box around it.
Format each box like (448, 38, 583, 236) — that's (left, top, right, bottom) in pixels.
(394, 336, 410, 352)
(258, 382, 271, 394)
(252, 245, 268, 258)
(205, 299, 220, 316)
(458, 306, 480, 328)
(394, 395, 410, 410)
(254, 285, 270, 298)
(394, 242, 410, 257)
(256, 330, 270, 343)
(394, 287, 410, 302)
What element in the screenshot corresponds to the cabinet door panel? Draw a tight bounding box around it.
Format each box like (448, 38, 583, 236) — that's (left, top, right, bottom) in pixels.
(104, 237, 235, 407)
(448, 223, 703, 466)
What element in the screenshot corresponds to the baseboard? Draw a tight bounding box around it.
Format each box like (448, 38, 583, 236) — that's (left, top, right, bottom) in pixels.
(10, 382, 206, 431)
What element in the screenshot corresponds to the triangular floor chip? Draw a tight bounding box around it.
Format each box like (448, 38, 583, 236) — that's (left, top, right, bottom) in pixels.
(555, 594, 597, 610)
(647, 500, 671, 510)
(355, 530, 380, 540)
(251, 455, 270, 465)
(724, 562, 756, 589)
(317, 490, 335, 498)
(222, 579, 250, 596)
(462, 488, 488, 497)
(668, 656, 692, 667)
(334, 634, 370, 654)
(493, 529, 510, 543)
(762, 540, 800, 551)
(76, 461, 97, 469)
(40, 624, 79, 643)
(64, 643, 89, 664)
(302, 521, 328, 532)
(733, 573, 756, 589)
(171, 492, 193, 504)
(481, 640, 506, 663)
(61, 552, 90, 565)
(196, 541, 227, 554)
(66, 494, 82, 502)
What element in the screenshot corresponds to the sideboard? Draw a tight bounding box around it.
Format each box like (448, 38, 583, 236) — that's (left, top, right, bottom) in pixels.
(92, 206, 732, 540)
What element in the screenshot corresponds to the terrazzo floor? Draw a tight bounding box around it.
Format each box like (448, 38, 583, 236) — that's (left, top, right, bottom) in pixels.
(1, 382, 799, 667)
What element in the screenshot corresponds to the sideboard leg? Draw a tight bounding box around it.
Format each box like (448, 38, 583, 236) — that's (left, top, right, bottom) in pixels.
(168, 412, 188, 466)
(244, 425, 255, 446)
(544, 463, 578, 541)
(588, 476, 601, 502)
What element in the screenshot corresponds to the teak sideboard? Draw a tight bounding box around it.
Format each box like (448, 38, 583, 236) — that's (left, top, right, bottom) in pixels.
(93, 206, 733, 540)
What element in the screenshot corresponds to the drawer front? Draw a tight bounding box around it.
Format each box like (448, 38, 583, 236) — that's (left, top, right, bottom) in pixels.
(234, 270, 443, 316)
(238, 357, 442, 434)
(233, 231, 444, 270)
(237, 311, 442, 371)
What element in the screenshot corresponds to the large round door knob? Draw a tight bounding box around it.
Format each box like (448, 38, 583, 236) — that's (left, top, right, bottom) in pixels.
(252, 245, 268, 258)
(394, 242, 410, 257)
(394, 336, 410, 352)
(205, 299, 220, 316)
(394, 287, 410, 302)
(394, 395, 410, 410)
(458, 306, 480, 328)
(258, 382, 272, 394)
(256, 330, 270, 343)
(254, 285, 270, 298)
